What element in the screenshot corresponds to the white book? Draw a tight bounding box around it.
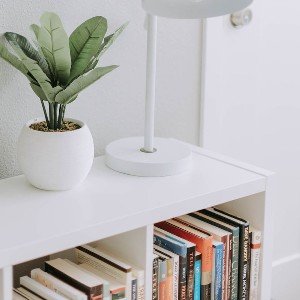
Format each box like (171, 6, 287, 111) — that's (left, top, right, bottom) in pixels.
(16, 287, 43, 300)
(31, 268, 87, 300)
(95, 246, 145, 300)
(64, 259, 110, 299)
(78, 262, 127, 299)
(45, 258, 104, 299)
(249, 227, 262, 300)
(13, 290, 28, 300)
(75, 245, 132, 300)
(20, 276, 68, 300)
(153, 245, 179, 300)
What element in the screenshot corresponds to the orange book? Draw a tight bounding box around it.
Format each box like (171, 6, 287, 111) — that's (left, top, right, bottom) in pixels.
(154, 250, 173, 300)
(158, 257, 167, 300)
(156, 220, 213, 300)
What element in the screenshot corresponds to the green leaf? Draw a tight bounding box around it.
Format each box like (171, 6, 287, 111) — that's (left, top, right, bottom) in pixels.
(4, 32, 51, 78)
(30, 24, 40, 40)
(21, 55, 62, 103)
(69, 16, 107, 83)
(98, 22, 128, 59)
(38, 12, 71, 85)
(56, 65, 118, 104)
(84, 22, 128, 73)
(0, 42, 31, 77)
(30, 82, 47, 100)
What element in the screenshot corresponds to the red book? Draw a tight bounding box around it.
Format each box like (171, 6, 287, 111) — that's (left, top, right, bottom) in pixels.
(156, 220, 213, 300)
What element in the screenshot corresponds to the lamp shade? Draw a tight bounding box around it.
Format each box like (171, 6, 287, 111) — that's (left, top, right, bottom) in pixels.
(142, 0, 253, 19)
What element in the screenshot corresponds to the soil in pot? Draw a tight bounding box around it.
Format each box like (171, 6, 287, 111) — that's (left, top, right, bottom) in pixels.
(29, 121, 81, 132)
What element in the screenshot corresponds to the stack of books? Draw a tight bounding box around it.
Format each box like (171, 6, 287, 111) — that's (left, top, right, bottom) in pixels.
(13, 245, 145, 300)
(152, 207, 261, 300)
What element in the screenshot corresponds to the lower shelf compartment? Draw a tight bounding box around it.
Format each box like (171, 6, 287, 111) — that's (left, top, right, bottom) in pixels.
(12, 192, 266, 300)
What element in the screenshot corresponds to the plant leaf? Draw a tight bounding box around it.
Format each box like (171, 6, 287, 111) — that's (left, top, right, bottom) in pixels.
(55, 65, 118, 104)
(21, 55, 62, 103)
(30, 82, 47, 100)
(69, 16, 107, 83)
(4, 32, 51, 78)
(38, 12, 71, 85)
(98, 22, 128, 59)
(30, 24, 40, 40)
(84, 22, 128, 73)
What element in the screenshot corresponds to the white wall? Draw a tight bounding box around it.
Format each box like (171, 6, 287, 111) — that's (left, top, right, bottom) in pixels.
(202, 1, 300, 298)
(0, 0, 202, 179)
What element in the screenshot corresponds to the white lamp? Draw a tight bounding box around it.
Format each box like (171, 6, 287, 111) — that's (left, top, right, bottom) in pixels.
(105, 0, 253, 177)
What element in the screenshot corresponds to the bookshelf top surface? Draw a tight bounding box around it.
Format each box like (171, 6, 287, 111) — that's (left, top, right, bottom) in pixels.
(0, 144, 270, 267)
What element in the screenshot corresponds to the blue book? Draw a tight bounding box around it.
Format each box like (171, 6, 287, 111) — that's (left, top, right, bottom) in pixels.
(194, 252, 201, 300)
(213, 241, 224, 300)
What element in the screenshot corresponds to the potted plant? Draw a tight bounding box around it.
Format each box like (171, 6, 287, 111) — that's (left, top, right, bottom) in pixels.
(0, 12, 127, 191)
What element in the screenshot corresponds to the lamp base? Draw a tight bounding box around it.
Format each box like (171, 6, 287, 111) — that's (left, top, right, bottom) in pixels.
(105, 137, 192, 177)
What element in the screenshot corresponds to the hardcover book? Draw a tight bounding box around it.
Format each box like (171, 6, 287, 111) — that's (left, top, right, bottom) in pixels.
(44, 258, 103, 300)
(20, 276, 68, 300)
(188, 211, 240, 300)
(249, 227, 262, 300)
(76, 262, 126, 300)
(177, 214, 230, 300)
(158, 257, 167, 300)
(154, 249, 174, 300)
(203, 208, 249, 300)
(75, 245, 132, 300)
(212, 241, 224, 300)
(152, 254, 159, 300)
(155, 226, 196, 300)
(154, 245, 179, 300)
(193, 252, 201, 300)
(156, 220, 212, 300)
(153, 228, 189, 300)
(31, 268, 88, 300)
(16, 287, 44, 300)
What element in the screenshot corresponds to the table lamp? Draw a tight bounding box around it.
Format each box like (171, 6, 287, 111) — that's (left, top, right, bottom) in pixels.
(105, 0, 253, 177)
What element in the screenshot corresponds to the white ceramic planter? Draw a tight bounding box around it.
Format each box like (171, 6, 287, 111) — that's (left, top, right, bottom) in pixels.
(17, 118, 94, 191)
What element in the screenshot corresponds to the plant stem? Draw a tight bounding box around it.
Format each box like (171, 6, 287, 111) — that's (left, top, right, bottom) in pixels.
(49, 103, 54, 130)
(62, 105, 66, 123)
(40, 100, 50, 128)
(57, 104, 64, 129)
(54, 103, 58, 130)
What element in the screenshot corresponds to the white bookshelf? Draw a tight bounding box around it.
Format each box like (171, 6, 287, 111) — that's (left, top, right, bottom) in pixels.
(0, 142, 273, 300)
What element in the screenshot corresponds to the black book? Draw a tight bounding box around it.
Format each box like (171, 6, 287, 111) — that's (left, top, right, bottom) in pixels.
(44, 258, 103, 300)
(201, 208, 250, 300)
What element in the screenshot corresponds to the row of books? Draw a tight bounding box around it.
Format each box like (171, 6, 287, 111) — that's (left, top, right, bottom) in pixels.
(13, 244, 145, 300)
(152, 207, 262, 300)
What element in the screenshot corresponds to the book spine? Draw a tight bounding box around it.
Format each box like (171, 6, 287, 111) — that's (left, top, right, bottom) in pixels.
(178, 256, 187, 300)
(75, 248, 130, 300)
(152, 257, 159, 300)
(44, 263, 102, 300)
(211, 248, 215, 300)
(200, 239, 212, 300)
(240, 225, 250, 300)
(220, 237, 227, 300)
(249, 230, 261, 300)
(186, 247, 195, 300)
(193, 255, 201, 300)
(214, 245, 224, 300)
(166, 258, 174, 300)
(230, 229, 239, 300)
(173, 256, 179, 300)
(153, 234, 187, 300)
(227, 235, 233, 300)
(131, 278, 137, 300)
(158, 260, 167, 300)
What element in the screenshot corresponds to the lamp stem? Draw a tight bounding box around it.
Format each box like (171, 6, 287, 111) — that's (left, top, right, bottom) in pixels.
(143, 14, 158, 153)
